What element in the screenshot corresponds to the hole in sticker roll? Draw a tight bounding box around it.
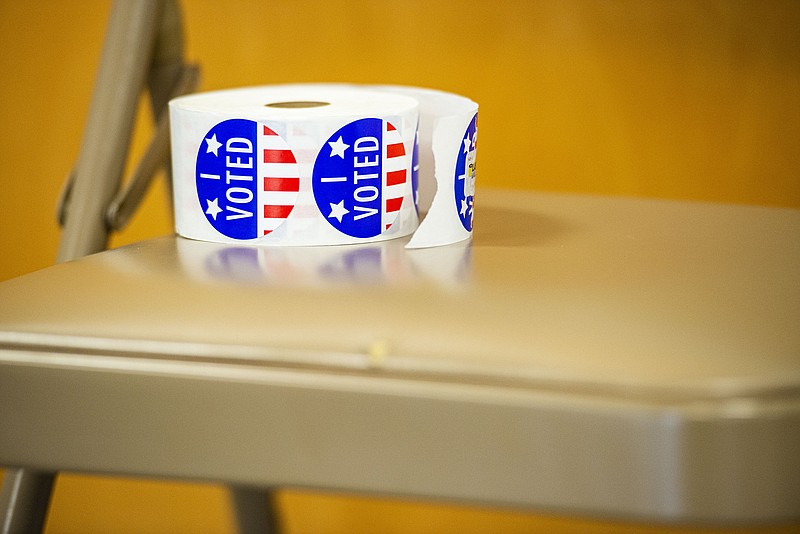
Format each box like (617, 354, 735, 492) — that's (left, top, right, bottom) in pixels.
(265, 101, 330, 108)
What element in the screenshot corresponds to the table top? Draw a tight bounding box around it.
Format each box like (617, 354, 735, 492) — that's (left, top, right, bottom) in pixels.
(1, 189, 798, 524)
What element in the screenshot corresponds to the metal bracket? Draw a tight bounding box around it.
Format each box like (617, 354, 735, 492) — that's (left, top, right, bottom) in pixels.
(56, 0, 199, 262)
(105, 63, 199, 231)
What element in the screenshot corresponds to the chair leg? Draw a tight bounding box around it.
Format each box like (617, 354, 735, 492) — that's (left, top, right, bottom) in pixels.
(0, 468, 55, 534)
(230, 486, 280, 534)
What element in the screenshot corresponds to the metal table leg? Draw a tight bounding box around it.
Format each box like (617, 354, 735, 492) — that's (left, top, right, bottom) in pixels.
(231, 487, 280, 534)
(0, 469, 55, 534)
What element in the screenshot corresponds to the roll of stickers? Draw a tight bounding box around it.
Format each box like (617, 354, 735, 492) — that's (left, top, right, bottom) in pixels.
(169, 84, 478, 248)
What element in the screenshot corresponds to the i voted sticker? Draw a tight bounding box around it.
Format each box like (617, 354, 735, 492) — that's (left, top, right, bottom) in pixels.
(312, 118, 408, 239)
(455, 113, 477, 232)
(196, 120, 300, 239)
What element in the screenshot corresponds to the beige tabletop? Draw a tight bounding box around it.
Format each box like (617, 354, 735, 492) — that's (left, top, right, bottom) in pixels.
(1, 189, 798, 524)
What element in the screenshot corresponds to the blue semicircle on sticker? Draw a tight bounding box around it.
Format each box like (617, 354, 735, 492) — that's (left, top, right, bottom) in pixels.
(454, 113, 478, 232)
(196, 119, 258, 240)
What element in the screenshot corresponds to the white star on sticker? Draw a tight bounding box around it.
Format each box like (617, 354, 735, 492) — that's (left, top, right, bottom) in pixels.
(205, 134, 222, 156)
(328, 200, 349, 222)
(460, 198, 469, 216)
(205, 198, 222, 220)
(462, 137, 471, 154)
(328, 136, 350, 159)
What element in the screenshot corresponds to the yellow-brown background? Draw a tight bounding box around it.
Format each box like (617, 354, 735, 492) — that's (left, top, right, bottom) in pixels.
(1, 1, 798, 532)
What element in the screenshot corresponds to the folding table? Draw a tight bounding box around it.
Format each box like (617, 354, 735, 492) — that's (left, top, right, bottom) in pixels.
(2, 189, 798, 531)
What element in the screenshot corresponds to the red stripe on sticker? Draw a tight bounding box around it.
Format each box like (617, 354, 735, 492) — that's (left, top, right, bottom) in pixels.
(263, 205, 294, 218)
(263, 149, 296, 164)
(387, 122, 396, 131)
(263, 126, 278, 136)
(386, 169, 406, 186)
(386, 143, 405, 158)
(263, 177, 300, 192)
(386, 197, 403, 212)
(263, 229, 273, 235)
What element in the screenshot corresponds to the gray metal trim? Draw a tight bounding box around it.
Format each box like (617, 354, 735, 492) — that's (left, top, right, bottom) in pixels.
(2, 349, 797, 525)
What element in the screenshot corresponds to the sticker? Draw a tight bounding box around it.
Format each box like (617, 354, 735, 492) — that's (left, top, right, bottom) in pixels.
(312, 118, 407, 239)
(196, 120, 300, 239)
(455, 113, 477, 232)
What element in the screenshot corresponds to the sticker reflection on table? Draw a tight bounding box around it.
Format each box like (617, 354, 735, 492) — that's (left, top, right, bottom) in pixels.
(175, 237, 471, 287)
